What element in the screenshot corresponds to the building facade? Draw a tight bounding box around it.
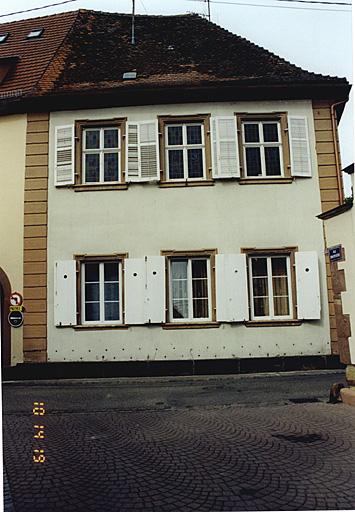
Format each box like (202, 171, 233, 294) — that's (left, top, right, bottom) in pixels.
(0, 10, 351, 371)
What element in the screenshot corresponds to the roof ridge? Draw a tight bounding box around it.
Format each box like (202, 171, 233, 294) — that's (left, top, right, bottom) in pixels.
(0, 9, 196, 28)
(0, 9, 80, 28)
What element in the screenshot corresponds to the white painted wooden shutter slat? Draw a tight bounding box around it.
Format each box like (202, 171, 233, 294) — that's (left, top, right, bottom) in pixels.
(145, 256, 166, 323)
(211, 117, 240, 178)
(124, 259, 146, 324)
(55, 125, 75, 186)
(295, 251, 321, 320)
(216, 253, 248, 322)
(126, 124, 140, 181)
(289, 116, 312, 177)
(126, 121, 159, 181)
(54, 261, 77, 326)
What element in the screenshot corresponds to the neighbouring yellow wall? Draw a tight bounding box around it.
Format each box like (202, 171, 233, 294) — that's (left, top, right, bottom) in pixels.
(324, 199, 355, 364)
(0, 114, 27, 364)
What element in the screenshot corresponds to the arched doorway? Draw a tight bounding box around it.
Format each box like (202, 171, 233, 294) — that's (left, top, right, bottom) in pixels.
(0, 267, 11, 367)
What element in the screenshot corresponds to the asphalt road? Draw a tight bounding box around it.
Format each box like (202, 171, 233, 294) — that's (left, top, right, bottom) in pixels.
(2, 369, 346, 414)
(2, 370, 355, 512)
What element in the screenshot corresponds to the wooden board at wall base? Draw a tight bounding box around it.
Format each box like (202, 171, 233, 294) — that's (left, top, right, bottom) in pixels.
(24, 350, 47, 363)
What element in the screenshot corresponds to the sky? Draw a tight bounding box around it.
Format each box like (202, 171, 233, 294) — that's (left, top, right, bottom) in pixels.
(0, 0, 353, 192)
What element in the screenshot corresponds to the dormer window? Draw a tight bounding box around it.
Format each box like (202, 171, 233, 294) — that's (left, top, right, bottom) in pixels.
(0, 33, 9, 44)
(0, 56, 19, 85)
(26, 28, 44, 40)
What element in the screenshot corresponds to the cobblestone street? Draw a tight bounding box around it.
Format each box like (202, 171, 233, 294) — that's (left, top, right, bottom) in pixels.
(3, 371, 355, 511)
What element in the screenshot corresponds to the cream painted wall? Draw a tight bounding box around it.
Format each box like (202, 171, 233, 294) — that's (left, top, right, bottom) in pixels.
(0, 114, 26, 365)
(324, 199, 355, 364)
(47, 100, 331, 362)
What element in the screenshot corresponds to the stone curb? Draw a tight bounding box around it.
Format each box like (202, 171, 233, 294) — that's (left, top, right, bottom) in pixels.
(2, 369, 344, 387)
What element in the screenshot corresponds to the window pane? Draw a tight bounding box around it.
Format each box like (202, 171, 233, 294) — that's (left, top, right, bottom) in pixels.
(271, 257, 287, 276)
(85, 283, 99, 301)
(274, 296, 290, 316)
(193, 298, 208, 318)
(85, 302, 100, 322)
(172, 280, 188, 300)
(187, 149, 203, 178)
(252, 277, 268, 297)
(187, 125, 202, 145)
(192, 280, 208, 299)
(192, 259, 207, 279)
(85, 130, 100, 149)
(104, 128, 118, 149)
(85, 263, 99, 282)
(263, 123, 279, 142)
(104, 153, 119, 182)
(245, 148, 261, 176)
(253, 297, 269, 317)
(172, 300, 188, 319)
(273, 276, 289, 297)
(85, 154, 100, 182)
(265, 147, 281, 176)
(104, 283, 119, 301)
(168, 126, 183, 146)
(251, 258, 267, 277)
(168, 150, 184, 179)
(244, 123, 259, 143)
(105, 302, 120, 321)
(171, 260, 188, 280)
(104, 263, 119, 282)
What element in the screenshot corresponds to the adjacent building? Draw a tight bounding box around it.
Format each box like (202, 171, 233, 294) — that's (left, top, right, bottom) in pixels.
(0, 10, 351, 373)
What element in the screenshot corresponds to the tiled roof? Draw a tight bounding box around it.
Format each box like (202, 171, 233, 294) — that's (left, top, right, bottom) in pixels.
(0, 9, 349, 103)
(0, 11, 78, 98)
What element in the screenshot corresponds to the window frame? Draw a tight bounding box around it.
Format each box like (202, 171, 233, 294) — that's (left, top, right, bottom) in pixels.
(158, 115, 213, 185)
(162, 249, 217, 324)
(75, 254, 127, 326)
(243, 247, 297, 323)
(75, 119, 127, 189)
(236, 113, 291, 182)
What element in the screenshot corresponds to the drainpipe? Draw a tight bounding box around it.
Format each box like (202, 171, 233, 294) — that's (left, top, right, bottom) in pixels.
(330, 100, 346, 204)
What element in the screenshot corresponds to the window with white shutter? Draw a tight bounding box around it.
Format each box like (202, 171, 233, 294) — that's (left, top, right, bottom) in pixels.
(162, 250, 217, 323)
(289, 116, 312, 177)
(236, 113, 292, 181)
(126, 121, 159, 182)
(211, 117, 240, 178)
(75, 119, 126, 186)
(158, 115, 212, 183)
(54, 125, 75, 186)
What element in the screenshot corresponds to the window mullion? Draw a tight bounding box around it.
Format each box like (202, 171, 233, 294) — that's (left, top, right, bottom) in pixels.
(267, 257, 274, 319)
(249, 259, 255, 320)
(188, 259, 193, 320)
(259, 123, 266, 177)
(99, 263, 105, 322)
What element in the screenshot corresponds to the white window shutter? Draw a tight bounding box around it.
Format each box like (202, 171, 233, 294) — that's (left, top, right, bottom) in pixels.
(211, 117, 240, 179)
(295, 251, 321, 320)
(54, 261, 77, 326)
(126, 124, 140, 181)
(54, 125, 75, 186)
(126, 121, 159, 182)
(216, 253, 249, 322)
(139, 121, 160, 181)
(289, 116, 312, 177)
(145, 256, 166, 323)
(124, 258, 146, 324)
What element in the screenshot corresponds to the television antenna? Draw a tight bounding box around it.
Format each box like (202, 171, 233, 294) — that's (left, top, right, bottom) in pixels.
(131, 0, 135, 45)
